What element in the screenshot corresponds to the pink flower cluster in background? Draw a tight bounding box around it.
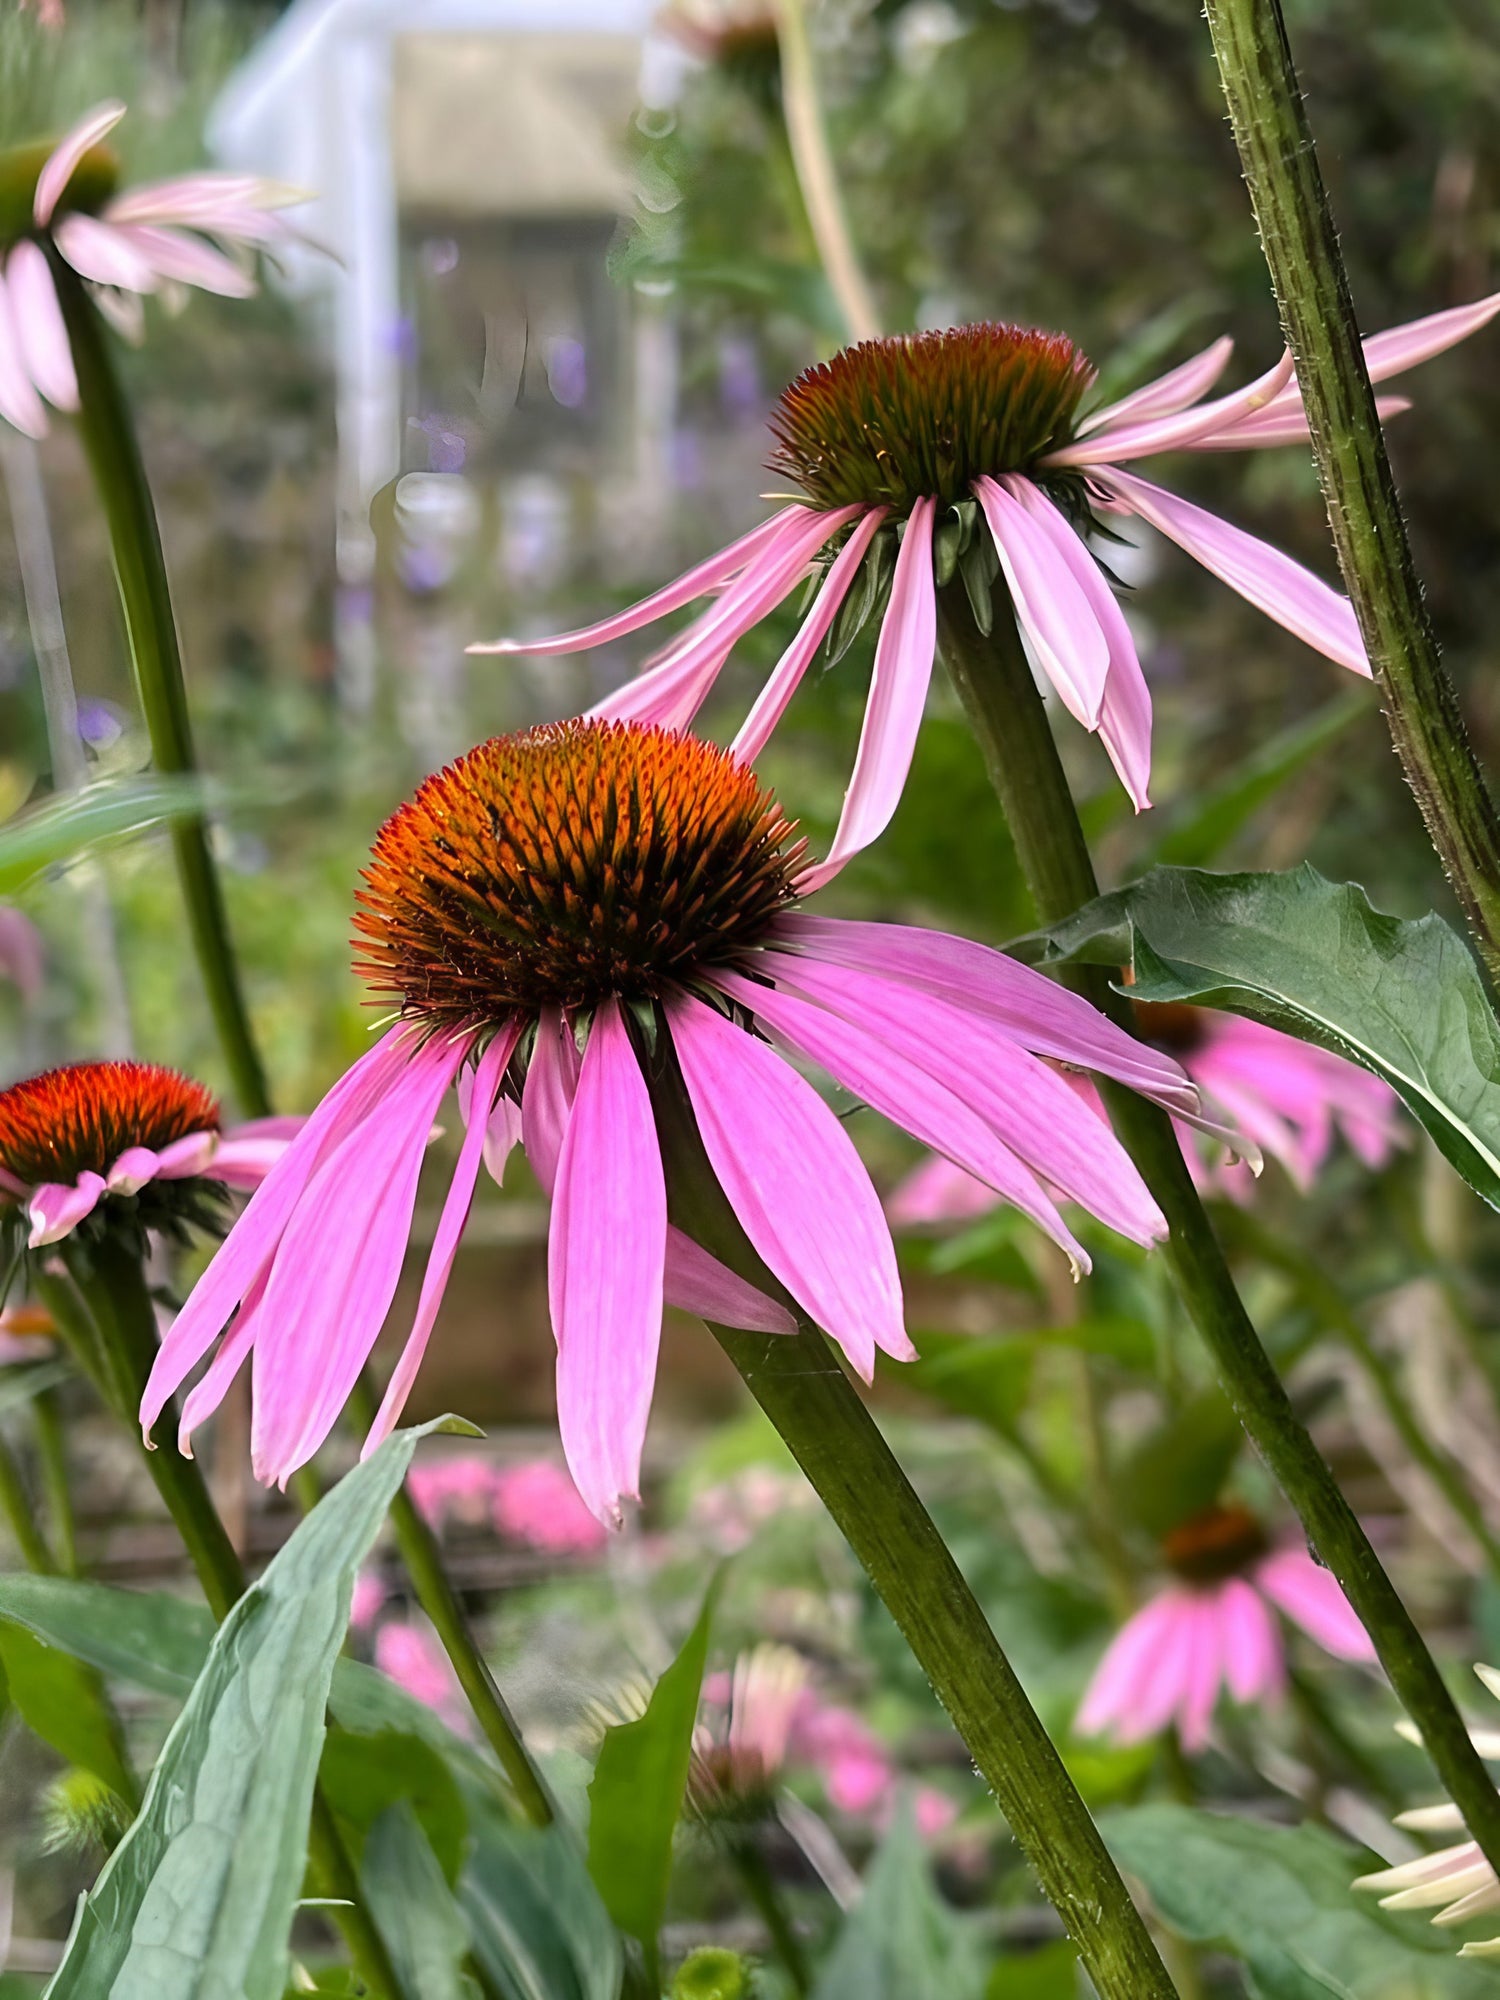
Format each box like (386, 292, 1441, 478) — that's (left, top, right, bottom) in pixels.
(406, 1451, 609, 1556)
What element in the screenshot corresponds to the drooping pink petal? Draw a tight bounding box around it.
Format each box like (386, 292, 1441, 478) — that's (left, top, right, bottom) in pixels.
(732, 508, 885, 761)
(176, 1267, 271, 1447)
(249, 1031, 472, 1484)
(1093, 466, 1369, 675)
(53, 213, 162, 294)
(768, 913, 1201, 1118)
(1076, 1591, 1187, 1738)
(1218, 1575, 1285, 1705)
(0, 270, 50, 439)
(1001, 477, 1153, 806)
(467, 507, 805, 656)
(364, 1024, 521, 1457)
(662, 1228, 797, 1335)
(111, 223, 256, 298)
(1178, 1592, 1227, 1750)
(973, 477, 1111, 728)
(153, 1131, 221, 1180)
(211, 1128, 302, 1191)
(887, 1152, 1003, 1227)
(1050, 350, 1295, 468)
(1254, 1548, 1376, 1662)
(105, 1145, 164, 1194)
(103, 173, 301, 228)
(667, 990, 907, 1377)
(6, 243, 77, 412)
(1075, 336, 1236, 437)
(27, 1172, 106, 1247)
(711, 966, 1088, 1267)
(549, 998, 665, 1526)
(34, 101, 126, 227)
(800, 496, 938, 893)
(1118, 1590, 1207, 1744)
(1185, 393, 1411, 451)
(141, 1025, 423, 1439)
(521, 1007, 579, 1199)
(460, 1064, 525, 1185)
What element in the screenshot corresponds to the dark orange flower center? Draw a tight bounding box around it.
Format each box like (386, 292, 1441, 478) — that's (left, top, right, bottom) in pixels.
(354, 720, 807, 1024)
(768, 323, 1095, 513)
(0, 1062, 218, 1189)
(1162, 1503, 1270, 1586)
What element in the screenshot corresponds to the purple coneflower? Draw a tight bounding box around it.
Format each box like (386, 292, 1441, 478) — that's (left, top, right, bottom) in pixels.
(1076, 1503, 1375, 1753)
(141, 719, 1213, 1524)
(475, 304, 1499, 858)
(0, 1059, 299, 1251)
(0, 99, 306, 437)
(890, 1001, 1401, 1224)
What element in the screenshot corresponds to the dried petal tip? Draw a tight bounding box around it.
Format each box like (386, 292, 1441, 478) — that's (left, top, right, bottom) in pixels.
(768, 322, 1095, 512)
(354, 719, 808, 1025)
(0, 1060, 219, 1189)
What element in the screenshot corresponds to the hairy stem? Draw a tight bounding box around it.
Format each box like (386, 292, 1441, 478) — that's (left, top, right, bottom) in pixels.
(773, 0, 880, 343)
(649, 1052, 1181, 2000)
(937, 578, 1500, 1873)
(52, 263, 271, 1114)
(1200, 0, 1500, 974)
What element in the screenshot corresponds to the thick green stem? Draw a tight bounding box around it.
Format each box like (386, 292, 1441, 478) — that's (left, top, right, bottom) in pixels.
(1199, 0, 1500, 975)
(57, 1237, 403, 1999)
(937, 580, 1500, 1874)
(51, 263, 271, 1115)
(0, 1427, 55, 1573)
(345, 1376, 553, 1827)
(650, 1053, 1180, 2000)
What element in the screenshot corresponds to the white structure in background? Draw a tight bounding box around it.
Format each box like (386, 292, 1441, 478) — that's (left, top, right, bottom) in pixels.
(209, 0, 675, 713)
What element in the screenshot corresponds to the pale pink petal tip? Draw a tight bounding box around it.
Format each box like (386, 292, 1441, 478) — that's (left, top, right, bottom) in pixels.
(34, 101, 127, 227)
(27, 1172, 107, 1246)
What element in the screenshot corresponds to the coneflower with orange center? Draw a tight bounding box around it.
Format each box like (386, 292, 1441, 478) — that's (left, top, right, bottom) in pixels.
(143, 718, 1219, 1524)
(475, 303, 1500, 866)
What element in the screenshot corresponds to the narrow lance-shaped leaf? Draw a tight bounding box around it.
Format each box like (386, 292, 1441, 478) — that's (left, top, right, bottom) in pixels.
(1027, 863, 1500, 1209)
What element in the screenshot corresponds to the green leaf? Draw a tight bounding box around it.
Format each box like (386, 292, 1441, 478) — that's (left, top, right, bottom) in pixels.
(0, 1621, 134, 1804)
(321, 1727, 468, 1886)
(43, 1416, 459, 2000)
(984, 1942, 1078, 1999)
(812, 1809, 987, 2000)
(1117, 1388, 1243, 1538)
(1103, 1803, 1494, 1997)
(907, 1332, 1034, 1436)
(586, 1579, 719, 1977)
(1029, 864, 1500, 1209)
(361, 1804, 477, 2000)
(0, 775, 212, 894)
(0, 1359, 71, 1422)
(461, 1814, 623, 2000)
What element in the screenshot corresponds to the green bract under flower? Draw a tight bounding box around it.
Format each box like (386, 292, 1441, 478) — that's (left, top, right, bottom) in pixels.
(0, 135, 115, 249)
(767, 323, 1095, 512)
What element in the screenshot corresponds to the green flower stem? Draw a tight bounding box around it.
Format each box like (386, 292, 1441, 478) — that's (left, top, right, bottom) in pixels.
(50, 262, 271, 1115)
(729, 1836, 809, 1996)
(936, 578, 1500, 1874)
(0, 1426, 56, 1573)
(32, 1386, 78, 1575)
(649, 1054, 1181, 2000)
(48, 1238, 403, 2000)
(773, 0, 880, 343)
(344, 1374, 554, 1827)
(1199, 0, 1500, 976)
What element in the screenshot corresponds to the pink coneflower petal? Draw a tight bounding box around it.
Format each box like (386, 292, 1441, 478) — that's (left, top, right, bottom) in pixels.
(975, 477, 1111, 729)
(800, 496, 937, 892)
(766, 915, 1201, 1118)
(1359, 290, 1500, 382)
(1218, 1576, 1285, 1705)
(1075, 335, 1236, 437)
(103, 173, 297, 227)
(364, 1024, 521, 1457)
(27, 1172, 106, 1247)
(712, 965, 1088, 1267)
(177, 1267, 272, 1446)
(34, 100, 126, 227)
(1121, 1590, 1205, 1743)
(1076, 1591, 1185, 1737)
(249, 1031, 471, 1484)
(1186, 393, 1411, 451)
(211, 1133, 297, 1191)
(1178, 1592, 1227, 1751)
(887, 1152, 1003, 1226)
(53, 213, 162, 294)
(105, 1144, 164, 1194)
(661, 1230, 797, 1335)
(1051, 349, 1295, 469)
(141, 1025, 422, 1437)
(520, 1006, 578, 1200)
(0, 271, 50, 439)
(668, 990, 908, 1379)
(468, 507, 805, 657)
(111, 224, 256, 298)
(6, 243, 77, 412)
(1093, 466, 1369, 675)
(153, 1131, 221, 1179)
(549, 998, 666, 1525)
(732, 507, 885, 761)
(1255, 1548, 1375, 1662)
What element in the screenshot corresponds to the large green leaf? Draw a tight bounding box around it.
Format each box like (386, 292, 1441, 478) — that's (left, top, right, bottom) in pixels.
(0, 1621, 135, 1804)
(361, 1804, 477, 2000)
(0, 775, 211, 894)
(43, 1416, 463, 2000)
(586, 1580, 718, 1980)
(1029, 864, 1500, 1208)
(461, 1814, 622, 2000)
(321, 1727, 468, 1886)
(1104, 1804, 1493, 1998)
(812, 1809, 987, 2000)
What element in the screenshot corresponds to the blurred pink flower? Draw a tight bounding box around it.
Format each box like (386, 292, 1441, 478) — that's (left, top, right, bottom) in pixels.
(694, 1644, 809, 1815)
(0, 908, 44, 1003)
(349, 1569, 387, 1633)
(0, 100, 309, 438)
(374, 1620, 461, 1721)
(407, 1452, 497, 1527)
(688, 1466, 811, 1552)
(1077, 1506, 1375, 1752)
(474, 301, 1499, 845)
(492, 1460, 608, 1555)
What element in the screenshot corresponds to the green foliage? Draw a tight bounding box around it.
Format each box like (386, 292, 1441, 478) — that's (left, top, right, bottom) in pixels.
(0, 776, 213, 895)
(0, 1620, 134, 1805)
(1116, 1389, 1244, 1539)
(320, 1727, 468, 1886)
(811, 1810, 986, 2000)
(671, 1948, 751, 2000)
(461, 1815, 623, 2000)
(42, 1417, 459, 2000)
(1104, 1804, 1494, 1997)
(361, 1803, 478, 2000)
(985, 1943, 1079, 1999)
(1030, 864, 1500, 1207)
(586, 1580, 719, 1983)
